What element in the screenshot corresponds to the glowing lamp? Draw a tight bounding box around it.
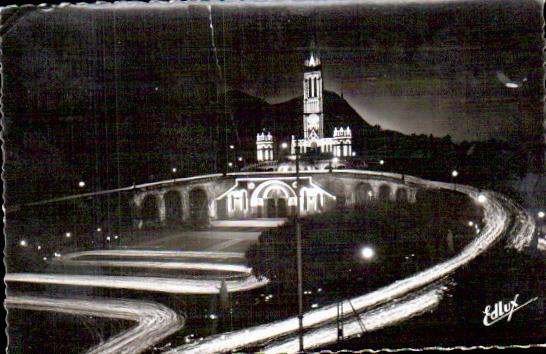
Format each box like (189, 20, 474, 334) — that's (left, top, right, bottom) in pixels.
(360, 246, 375, 260)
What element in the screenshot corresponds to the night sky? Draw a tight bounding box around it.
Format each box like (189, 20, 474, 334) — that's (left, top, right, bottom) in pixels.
(2, 0, 544, 143)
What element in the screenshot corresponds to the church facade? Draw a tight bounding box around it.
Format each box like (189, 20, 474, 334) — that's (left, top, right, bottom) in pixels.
(256, 50, 353, 162)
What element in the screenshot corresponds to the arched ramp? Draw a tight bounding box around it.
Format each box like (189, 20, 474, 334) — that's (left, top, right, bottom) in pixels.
(355, 182, 373, 205)
(164, 190, 183, 225)
(141, 195, 160, 223)
(395, 188, 408, 202)
(378, 184, 392, 201)
(189, 188, 209, 224)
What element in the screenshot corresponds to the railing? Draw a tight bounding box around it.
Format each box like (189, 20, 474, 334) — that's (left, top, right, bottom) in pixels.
(5, 173, 224, 213)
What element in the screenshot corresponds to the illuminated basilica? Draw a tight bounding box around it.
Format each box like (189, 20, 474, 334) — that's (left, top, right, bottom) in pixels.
(256, 49, 352, 162)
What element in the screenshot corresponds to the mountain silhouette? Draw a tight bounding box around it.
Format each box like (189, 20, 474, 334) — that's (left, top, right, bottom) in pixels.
(226, 89, 376, 157)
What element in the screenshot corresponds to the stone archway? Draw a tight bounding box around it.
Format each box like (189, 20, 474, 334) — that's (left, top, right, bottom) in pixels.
(251, 180, 297, 218)
(189, 188, 209, 224)
(264, 187, 289, 217)
(395, 188, 408, 202)
(355, 182, 373, 206)
(141, 194, 159, 223)
(164, 190, 183, 225)
(378, 184, 392, 201)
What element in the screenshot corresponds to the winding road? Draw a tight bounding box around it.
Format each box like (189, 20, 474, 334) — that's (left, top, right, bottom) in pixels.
(5, 295, 184, 354)
(167, 172, 536, 353)
(5, 170, 538, 353)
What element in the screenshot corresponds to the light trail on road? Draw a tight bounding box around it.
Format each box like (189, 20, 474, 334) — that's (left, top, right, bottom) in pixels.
(6, 249, 263, 293)
(49, 249, 246, 259)
(5, 295, 184, 354)
(5, 170, 537, 352)
(49, 249, 252, 274)
(5, 272, 267, 294)
(168, 173, 536, 353)
(264, 285, 447, 353)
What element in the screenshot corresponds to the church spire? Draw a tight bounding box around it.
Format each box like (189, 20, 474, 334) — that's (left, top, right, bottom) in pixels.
(304, 40, 321, 68)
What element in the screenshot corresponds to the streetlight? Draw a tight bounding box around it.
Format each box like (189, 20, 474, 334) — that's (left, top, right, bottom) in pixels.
(281, 142, 288, 149)
(237, 156, 243, 162)
(538, 211, 545, 219)
(97, 227, 102, 232)
(294, 139, 304, 352)
(379, 160, 384, 165)
(229, 145, 235, 150)
(360, 246, 375, 260)
(477, 194, 487, 204)
(19, 240, 28, 247)
(337, 245, 374, 341)
(228, 162, 233, 167)
(65, 232, 72, 238)
(172, 167, 177, 173)
(78, 181, 86, 188)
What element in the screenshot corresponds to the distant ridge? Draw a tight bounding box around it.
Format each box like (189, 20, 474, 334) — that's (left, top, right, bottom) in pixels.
(226, 89, 375, 156)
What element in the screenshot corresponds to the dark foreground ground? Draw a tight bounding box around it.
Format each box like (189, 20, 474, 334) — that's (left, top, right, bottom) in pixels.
(322, 246, 545, 352)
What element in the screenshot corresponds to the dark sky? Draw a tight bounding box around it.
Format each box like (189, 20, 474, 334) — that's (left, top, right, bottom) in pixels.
(2, 0, 544, 142)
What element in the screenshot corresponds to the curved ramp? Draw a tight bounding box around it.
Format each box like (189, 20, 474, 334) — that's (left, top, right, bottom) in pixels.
(5, 295, 184, 354)
(168, 173, 536, 353)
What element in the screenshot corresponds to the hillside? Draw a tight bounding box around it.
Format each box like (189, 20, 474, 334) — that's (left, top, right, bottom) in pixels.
(227, 89, 429, 161)
(4, 88, 540, 205)
(227, 90, 376, 157)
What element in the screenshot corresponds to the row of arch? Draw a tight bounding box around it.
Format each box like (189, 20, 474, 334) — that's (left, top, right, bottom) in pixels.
(353, 182, 409, 205)
(135, 179, 416, 225)
(139, 188, 209, 225)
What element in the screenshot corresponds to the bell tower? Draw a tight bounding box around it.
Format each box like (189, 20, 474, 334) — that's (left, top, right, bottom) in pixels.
(303, 46, 324, 143)
(286, 42, 353, 159)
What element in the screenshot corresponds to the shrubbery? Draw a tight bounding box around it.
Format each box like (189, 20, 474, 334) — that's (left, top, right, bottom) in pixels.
(246, 189, 483, 298)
